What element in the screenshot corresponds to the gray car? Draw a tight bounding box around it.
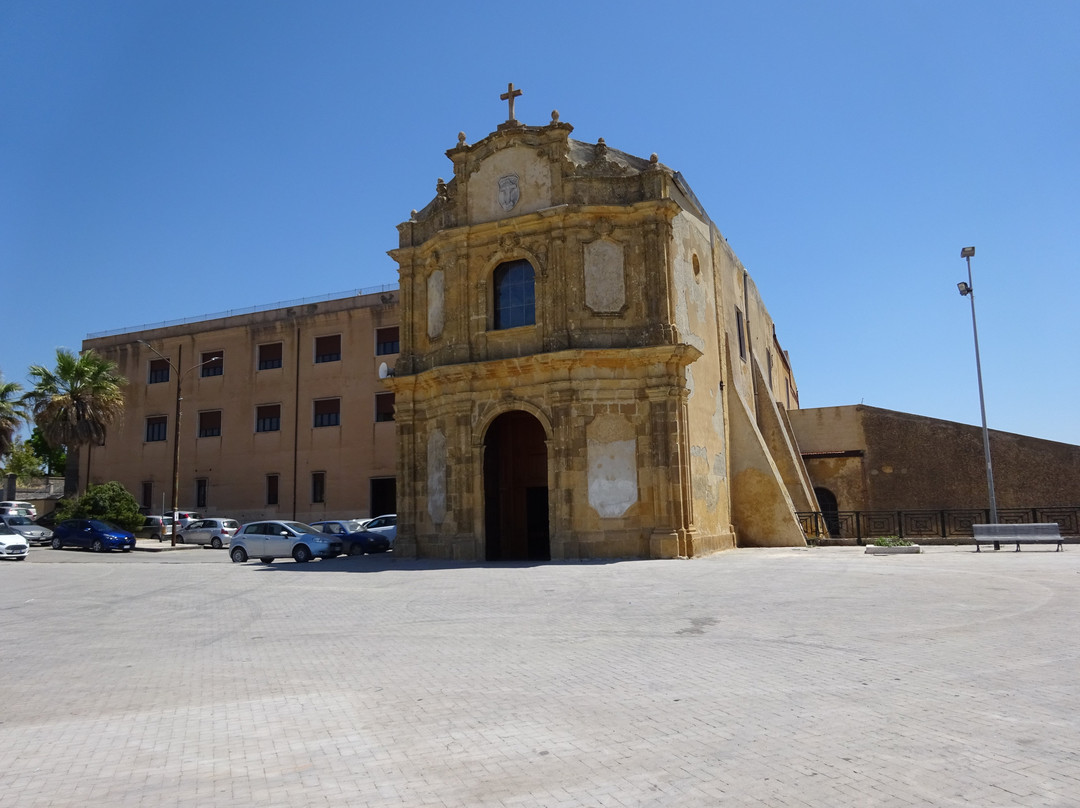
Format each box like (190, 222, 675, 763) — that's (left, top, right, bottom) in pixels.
(1, 514, 52, 545)
(177, 518, 240, 549)
(229, 520, 342, 564)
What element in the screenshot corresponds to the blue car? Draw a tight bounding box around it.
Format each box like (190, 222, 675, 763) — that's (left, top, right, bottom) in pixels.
(51, 519, 137, 553)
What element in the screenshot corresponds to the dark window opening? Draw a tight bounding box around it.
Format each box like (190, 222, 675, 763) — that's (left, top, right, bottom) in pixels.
(312, 472, 326, 504)
(196, 478, 208, 509)
(375, 326, 400, 356)
(141, 482, 153, 509)
(735, 308, 747, 361)
(493, 259, 536, 330)
(148, 359, 170, 384)
(258, 342, 283, 370)
(198, 410, 221, 438)
(146, 416, 167, 442)
(201, 350, 224, 377)
(314, 335, 341, 364)
(313, 398, 340, 428)
(375, 392, 395, 422)
(266, 474, 279, 506)
(256, 404, 281, 433)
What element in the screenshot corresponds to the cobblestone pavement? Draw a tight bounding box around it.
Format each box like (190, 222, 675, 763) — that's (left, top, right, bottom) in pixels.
(3, 545, 1078, 807)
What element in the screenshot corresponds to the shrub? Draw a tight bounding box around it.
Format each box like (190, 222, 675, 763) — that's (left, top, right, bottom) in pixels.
(55, 481, 143, 532)
(872, 536, 913, 547)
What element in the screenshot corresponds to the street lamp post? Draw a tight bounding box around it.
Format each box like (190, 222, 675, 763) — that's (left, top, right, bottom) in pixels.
(956, 246, 998, 523)
(138, 341, 219, 544)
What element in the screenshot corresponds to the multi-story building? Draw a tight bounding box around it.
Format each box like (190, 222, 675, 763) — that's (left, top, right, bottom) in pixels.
(83, 288, 399, 524)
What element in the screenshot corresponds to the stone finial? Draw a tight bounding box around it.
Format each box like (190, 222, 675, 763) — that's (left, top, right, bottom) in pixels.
(551, 110, 560, 124)
(458, 131, 467, 146)
(596, 137, 607, 157)
(650, 153, 659, 164)
(410, 209, 417, 220)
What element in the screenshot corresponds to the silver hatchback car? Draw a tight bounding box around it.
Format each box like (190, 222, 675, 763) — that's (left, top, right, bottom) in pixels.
(229, 520, 342, 564)
(177, 518, 240, 549)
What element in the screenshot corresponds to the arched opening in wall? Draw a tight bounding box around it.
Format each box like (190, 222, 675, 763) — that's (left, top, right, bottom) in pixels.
(814, 487, 840, 538)
(483, 410, 549, 561)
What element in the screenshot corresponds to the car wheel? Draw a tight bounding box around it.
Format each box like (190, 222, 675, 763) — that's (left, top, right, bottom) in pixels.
(151, 532, 161, 542)
(211, 537, 223, 549)
(348, 542, 363, 556)
(51, 537, 62, 550)
(259, 557, 273, 564)
(292, 545, 312, 563)
(91, 539, 105, 553)
(230, 546, 248, 563)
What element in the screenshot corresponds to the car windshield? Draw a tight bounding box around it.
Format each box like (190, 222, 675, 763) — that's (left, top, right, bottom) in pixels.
(222, 520, 239, 528)
(284, 522, 322, 535)
(6, 516, 32, 525)
(343, 520, 367, 532)
(88, 520, 120, 531)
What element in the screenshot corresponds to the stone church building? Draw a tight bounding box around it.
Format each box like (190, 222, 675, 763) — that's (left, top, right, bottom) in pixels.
(386, 99, 816, 561)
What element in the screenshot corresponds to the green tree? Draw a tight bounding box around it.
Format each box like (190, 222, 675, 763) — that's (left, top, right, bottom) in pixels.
(28, 427, 67, 476)
(1, 439, 44, 483)
(54, 481, 143, 532)
(25, 349, 126, 494)
(0, 371, 26, 458)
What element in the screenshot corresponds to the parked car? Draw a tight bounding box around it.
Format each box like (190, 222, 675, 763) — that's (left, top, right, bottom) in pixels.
(35, 509, 63, 530)
(51, 519, 136, 553)
(362, 514, 397, 545)
(0, 522, 29, 560)
(229, 521, 342, 564)
(309, 520, 391, 555)
(169, 510, 201, 529)
(0, 501, 37, 519)
(1, 514, 52, 545)
(135, 515, 174, 542)
(177, 518, 240, 549)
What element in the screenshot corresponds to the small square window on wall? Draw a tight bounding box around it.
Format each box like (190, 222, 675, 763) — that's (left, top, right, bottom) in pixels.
(313, 398, 340, 428)
(735, 307, 747, 361)
(375, 392, 395, 422)
(375, 326, 399, 356)
(148, 359, 170, 384)
(311, 472, 326, 504)
(314, 335, 341, 364)
(146, 416, 168, 442)
(198, 410, 221, 438)
(258, 342, 283, 370)
(201, 350, 223, 377)
(266, 474, 279, 506)
(256, 404, 281, 433)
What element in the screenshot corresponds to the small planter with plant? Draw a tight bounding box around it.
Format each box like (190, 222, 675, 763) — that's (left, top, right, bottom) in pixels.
(865, 536, 921, 554)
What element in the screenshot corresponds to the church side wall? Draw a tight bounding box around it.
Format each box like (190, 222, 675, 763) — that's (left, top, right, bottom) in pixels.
(670, 212, 735, 553)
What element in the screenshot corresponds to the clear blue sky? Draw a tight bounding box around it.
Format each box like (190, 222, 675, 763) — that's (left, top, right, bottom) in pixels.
(3, 1, 1078, 445)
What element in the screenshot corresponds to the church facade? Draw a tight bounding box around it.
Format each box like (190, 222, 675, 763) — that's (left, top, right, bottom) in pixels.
(386, 103, 816, 561)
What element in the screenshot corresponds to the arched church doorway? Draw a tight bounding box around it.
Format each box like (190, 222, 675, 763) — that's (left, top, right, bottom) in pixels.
(483, 410, 550, 561)
(814, 487, 841, 538)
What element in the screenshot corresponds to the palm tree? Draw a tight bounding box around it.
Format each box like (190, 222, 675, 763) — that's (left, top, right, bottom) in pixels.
(26, 349, 127, 494)
(0, 372, 26, 458)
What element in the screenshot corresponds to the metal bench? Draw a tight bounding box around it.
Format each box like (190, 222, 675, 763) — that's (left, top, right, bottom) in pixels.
(973, 523, 1063, 552)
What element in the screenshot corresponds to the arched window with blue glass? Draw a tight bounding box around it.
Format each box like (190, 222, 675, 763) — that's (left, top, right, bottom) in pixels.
(492, 259, 536, 330)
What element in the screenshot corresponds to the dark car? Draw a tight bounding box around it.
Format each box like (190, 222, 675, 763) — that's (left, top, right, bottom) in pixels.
(309, 520, 391, 555)
(52, 519, 137, 553)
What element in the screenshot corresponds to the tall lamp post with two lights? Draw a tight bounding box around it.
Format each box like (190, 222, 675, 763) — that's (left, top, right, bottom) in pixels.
(956, 246, 998, 524)
(137, 341, 220, 544)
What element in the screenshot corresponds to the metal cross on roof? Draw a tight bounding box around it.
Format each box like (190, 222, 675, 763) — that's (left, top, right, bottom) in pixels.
(500, 82, 522, 121)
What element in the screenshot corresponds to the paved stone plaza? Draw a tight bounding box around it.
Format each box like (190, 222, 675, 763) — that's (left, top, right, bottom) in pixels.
(2, 545, 1078, 807)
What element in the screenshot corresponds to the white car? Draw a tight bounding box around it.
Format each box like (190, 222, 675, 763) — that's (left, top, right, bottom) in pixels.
(1, 514, 52, 545)
(178, 518, 240, 549)
(0, 501, 37, 519)
(0, 523, 29, 560)
(229, 520, 342, 564)
(362, 514, 397, 546)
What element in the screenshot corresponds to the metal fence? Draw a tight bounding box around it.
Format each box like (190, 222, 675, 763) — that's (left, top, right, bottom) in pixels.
(797, 506, 1080, 541)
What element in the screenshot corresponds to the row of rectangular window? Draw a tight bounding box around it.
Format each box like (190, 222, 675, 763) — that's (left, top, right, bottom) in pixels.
(142, 473, 323, 509)
(145, 328, 400, 383)
(144, 395, 394, 442)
